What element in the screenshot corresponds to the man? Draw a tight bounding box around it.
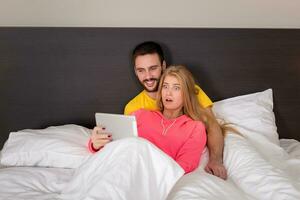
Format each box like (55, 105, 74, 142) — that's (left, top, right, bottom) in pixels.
(124, 41, 227, 180)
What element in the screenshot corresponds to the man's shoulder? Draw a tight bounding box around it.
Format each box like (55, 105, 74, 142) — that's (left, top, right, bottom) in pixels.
(124, 91, 145, 115)
(124, 91, 158, 114)
(194, 84, 213, 108)
(126, 91, 145, 106)
(195, 84, 204, 92)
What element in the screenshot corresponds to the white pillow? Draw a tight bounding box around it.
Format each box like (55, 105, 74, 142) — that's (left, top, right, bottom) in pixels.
(212, 89, 280, 145)
(0, 124, 91, 168)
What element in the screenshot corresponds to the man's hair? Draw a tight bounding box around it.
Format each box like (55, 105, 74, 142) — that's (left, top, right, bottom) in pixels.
(132, 41, 165, 65)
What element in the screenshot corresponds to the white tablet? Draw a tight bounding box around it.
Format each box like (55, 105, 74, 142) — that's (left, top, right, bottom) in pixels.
(95, 113, 138, 140)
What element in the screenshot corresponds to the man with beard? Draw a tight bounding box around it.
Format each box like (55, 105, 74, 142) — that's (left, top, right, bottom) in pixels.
(124, 41, 227, 180)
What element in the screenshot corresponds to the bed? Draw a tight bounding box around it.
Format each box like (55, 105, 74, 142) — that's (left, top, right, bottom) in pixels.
(0, 28, 300, 200)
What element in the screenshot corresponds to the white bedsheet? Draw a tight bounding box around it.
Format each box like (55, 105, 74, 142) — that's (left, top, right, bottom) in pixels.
(0, 166, 73, 200)
(168, 135, 300, 200)
(0, 137, 299, 200)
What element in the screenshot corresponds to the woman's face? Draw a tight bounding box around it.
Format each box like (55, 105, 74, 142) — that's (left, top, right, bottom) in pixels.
(161, 75, 184, 112)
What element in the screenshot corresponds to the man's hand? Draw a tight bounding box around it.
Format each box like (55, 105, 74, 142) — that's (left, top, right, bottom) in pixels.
(205, 159, 227, 180)
(204, 107, 227, 180)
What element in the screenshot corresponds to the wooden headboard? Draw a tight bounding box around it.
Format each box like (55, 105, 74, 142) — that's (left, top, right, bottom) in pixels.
(0, 28, 299, 147)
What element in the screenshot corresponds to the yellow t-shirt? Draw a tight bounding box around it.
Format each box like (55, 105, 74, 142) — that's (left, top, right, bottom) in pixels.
(124, 85, 213, 115)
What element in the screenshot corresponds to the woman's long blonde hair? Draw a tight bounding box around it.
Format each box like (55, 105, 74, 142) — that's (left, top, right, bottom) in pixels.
(156, 65, 236, 135)
(156, 65, 211, 125)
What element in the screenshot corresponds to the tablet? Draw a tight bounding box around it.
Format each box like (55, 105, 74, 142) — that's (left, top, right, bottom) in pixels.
(95, 113, 138, 140)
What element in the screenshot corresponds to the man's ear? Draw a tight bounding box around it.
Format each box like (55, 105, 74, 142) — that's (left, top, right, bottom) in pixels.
(162, 60, 167, 71)
(134, 67, 137, 76)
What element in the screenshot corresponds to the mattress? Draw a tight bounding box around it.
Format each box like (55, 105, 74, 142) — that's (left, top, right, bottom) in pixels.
(0, 138, 299, 200)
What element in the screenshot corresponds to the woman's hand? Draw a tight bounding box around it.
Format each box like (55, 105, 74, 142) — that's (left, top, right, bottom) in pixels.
(91, 126, 113, 150)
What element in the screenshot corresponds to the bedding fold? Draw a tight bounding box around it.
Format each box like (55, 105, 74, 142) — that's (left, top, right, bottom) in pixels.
(59, 137, 184, 200)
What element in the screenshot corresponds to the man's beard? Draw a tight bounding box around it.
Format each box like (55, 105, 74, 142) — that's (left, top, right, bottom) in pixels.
(142, 78, 159, 93)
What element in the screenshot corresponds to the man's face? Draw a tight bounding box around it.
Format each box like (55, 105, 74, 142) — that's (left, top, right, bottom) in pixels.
(134, 53, 166, 93)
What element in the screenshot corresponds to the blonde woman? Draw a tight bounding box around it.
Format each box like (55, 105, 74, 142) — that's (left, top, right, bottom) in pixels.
(89, 65, 209, 174)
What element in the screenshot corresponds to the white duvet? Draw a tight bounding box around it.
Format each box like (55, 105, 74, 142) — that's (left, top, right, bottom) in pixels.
(58, 138, 184, 200)
(167, 134, 300, 200)
(0, 166, 72, 200)
(0, 137, 184, 200)
(0, 134, 300, 200)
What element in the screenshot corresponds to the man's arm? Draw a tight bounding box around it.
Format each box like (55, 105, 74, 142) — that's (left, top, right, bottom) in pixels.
(204, 107, 227, 180)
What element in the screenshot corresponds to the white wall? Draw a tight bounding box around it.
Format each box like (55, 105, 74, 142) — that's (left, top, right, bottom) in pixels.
(0, 0, 300, 28)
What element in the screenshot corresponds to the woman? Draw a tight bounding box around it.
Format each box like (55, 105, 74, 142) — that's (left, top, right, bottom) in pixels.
(89, 65, 209, 174)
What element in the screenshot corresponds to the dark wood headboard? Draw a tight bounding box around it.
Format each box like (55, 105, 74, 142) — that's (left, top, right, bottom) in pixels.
(0, 28, 299, 147)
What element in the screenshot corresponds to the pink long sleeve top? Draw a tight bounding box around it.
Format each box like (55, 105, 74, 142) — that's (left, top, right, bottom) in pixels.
(133, 109, 206, 174)
(88, 109, 207, 174)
